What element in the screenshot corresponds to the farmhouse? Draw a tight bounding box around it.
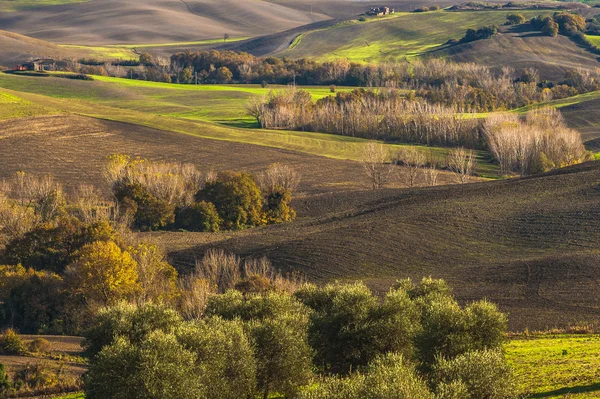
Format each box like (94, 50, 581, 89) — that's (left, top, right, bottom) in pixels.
(367, 6, 394, 16)
(15, 59, 56, 72)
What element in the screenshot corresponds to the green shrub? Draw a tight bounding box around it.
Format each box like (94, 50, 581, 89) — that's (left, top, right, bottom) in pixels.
(175, 201, 222, 232)
(0, 364, 10, 393)
(432, 349, 516, 399)
(298, 373, 366, 399)
(362, 353, 433, 399)
(506, 13, 525, 25)
(0, 328, 26, 355)
(264, 188, 296, 224)
(206, 291, 312, 398)
(83, 302, 183, 359)
(176, 318, 256, 399)
(195, 171, 265, 230)
(85, 332, 203, 399)
(298, 354, 433, 399)
(113, 181, 175, 231)
(295, 282, 419, 375)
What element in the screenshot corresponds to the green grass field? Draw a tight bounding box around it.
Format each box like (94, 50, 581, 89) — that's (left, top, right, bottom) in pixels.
(0, 73, 491, 172)
(507, 335, 600, 398)
(585, 34, 600, 47)
(59, 37, 251, 61)
(0, 0, 88, 11)
(284, 10, 550, 63)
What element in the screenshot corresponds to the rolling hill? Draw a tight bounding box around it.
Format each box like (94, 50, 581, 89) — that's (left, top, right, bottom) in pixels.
(0, 0, 330, 45)
(444, 23, 600, 81)
(282, 10, 552, 62)
(0, 30, 87, 66)
(160, 161, 600, 331)
(281, 9, 600, 80)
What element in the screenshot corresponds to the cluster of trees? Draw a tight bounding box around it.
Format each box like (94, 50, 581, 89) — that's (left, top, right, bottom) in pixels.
(506, 13, 527, 25)
(359, 142, 477, 189)
(249, 88, 480, 146)
(530, 10, 600, 54)
(107, 155, 298, 232)
(78, 49, 600, 112)
(250, 90, 589, 177)
(0, 160, 299, 334)
(459, 25, 499, 43)
(83, 277, 515, 399)
(483, 107, 589, 175)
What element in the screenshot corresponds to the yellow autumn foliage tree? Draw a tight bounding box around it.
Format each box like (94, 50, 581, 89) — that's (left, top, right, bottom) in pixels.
(66, 241, 140, 306)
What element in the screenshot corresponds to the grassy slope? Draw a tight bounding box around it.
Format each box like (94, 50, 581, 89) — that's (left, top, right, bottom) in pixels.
(0, 0, 88, 12)
(0, 73, 493, 174)
(507, 335, 600, 398)
(586, 34, 600, 47)
(59, 37, 252, 61)
(284, 10, 548, 63)
(0, 30, 90, 66)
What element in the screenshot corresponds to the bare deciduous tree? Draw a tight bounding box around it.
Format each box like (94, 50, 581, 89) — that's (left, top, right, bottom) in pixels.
(447, 147, 477, 184)
(195, 249, 241, 293)
(360, 142, 393, 190)
(396, 147, 426, 188)
(258, 163, 300, 195)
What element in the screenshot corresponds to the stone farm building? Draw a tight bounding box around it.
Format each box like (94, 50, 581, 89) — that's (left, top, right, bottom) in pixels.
(367, 6, 394, 16)
(15, 59, 56, 72)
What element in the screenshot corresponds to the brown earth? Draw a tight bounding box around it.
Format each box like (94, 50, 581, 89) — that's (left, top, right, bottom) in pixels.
(0, 115, 461, 196)
(0, 0, 329, 45)
(151, 161, 600, 331)
(0, 335, 85, 379)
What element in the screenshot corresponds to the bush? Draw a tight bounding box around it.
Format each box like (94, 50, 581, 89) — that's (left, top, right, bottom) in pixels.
(85, 332, 203, 399)
(114, 181, 176, 231)
(27, 338, 51, 353)
(176, 318, 256, 399)
(0, 364, 9, 393)
(506, 13, 525, 25)
(175, 201, 222, 232)
(432, 349, 516, 399)
(195, 171, 265, 230)
(13, 362, 58, 390)
(295, 282, 419, 375)
(362, 353, 433, 399)
(264, 188, 296, 224)
(0, 328, 26, 355)
(83, 302, 183, 359)
(298, 353, 433, 399)
(460, 25, 498, 43)
(1, 269, 70, 335)
(65, 241, 140, 306)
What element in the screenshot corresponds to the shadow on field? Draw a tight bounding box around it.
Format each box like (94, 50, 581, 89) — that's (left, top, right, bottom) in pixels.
(529, 382, 600, 398)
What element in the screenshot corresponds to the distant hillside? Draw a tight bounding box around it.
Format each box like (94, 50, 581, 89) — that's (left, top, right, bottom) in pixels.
(443, 24, 600, 80)
(281, 10, 600, 80)
(0, 0, 330, 45)
(163, 161, 600, 331)
(0, 30, 85, 66)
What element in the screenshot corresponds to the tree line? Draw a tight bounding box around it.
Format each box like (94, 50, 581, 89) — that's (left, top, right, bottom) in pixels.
(249, 89, 590, 176)
(74, 49, 600, 113)
(81, 277, 513, 399)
